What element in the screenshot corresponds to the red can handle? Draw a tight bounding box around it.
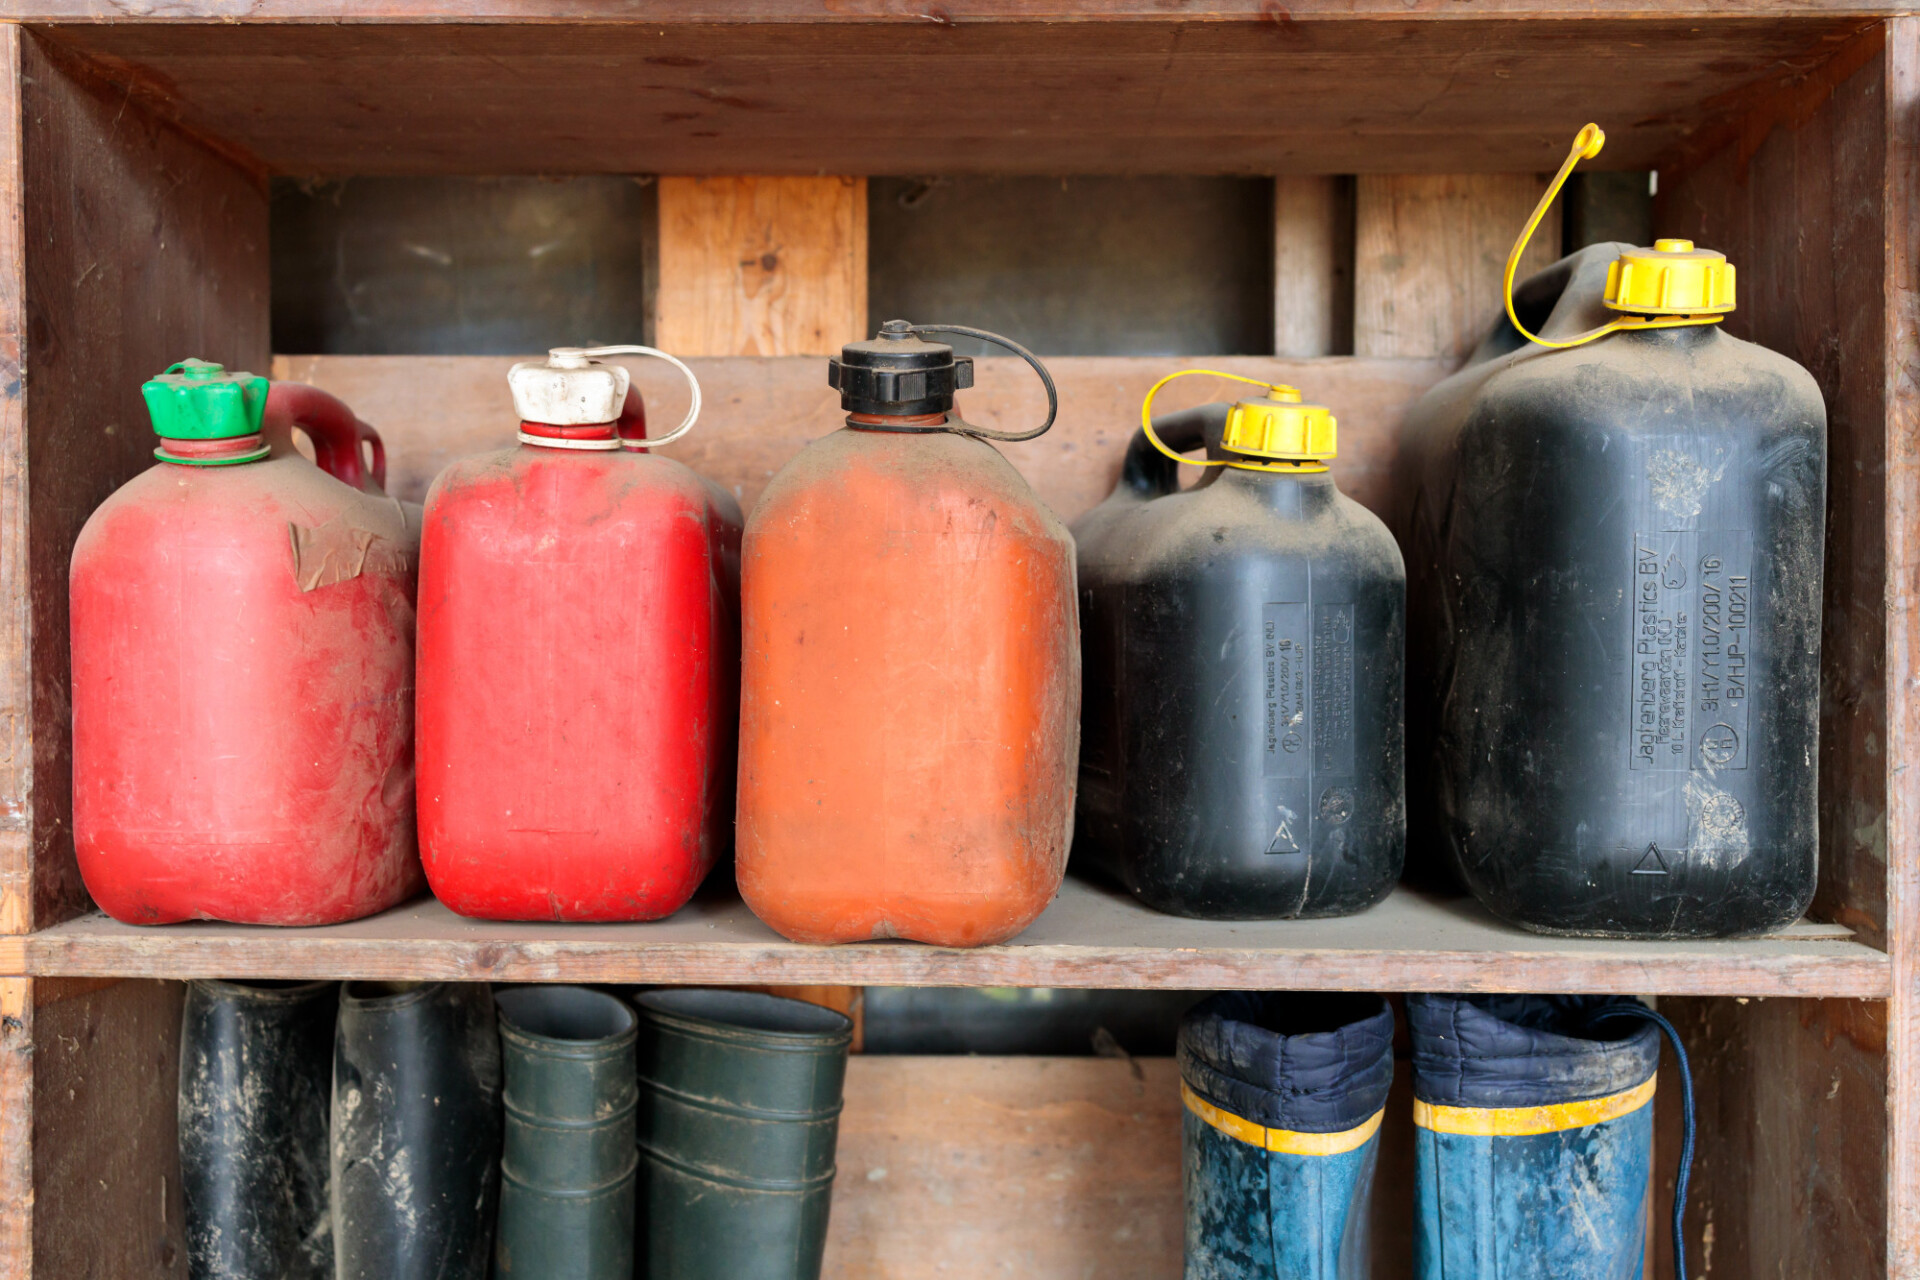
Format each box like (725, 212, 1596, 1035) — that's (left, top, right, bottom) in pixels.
(264, 381, 388, 494)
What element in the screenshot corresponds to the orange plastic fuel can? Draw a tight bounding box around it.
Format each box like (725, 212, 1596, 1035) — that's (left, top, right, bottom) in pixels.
(736, 322, 1080, 947)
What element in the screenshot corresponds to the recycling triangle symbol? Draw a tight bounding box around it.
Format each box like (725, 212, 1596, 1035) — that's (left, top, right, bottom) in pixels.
(1631, 843, 1670, 876)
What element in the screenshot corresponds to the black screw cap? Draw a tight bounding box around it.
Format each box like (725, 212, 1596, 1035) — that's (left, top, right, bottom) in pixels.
(829, 320, 975, 416)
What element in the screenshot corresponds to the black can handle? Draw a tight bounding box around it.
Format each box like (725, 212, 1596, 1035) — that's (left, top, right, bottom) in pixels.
(909, 324, 1058, 443)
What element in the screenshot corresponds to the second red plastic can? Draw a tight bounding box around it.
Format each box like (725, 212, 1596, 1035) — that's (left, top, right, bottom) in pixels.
(416, 347, 741, 922)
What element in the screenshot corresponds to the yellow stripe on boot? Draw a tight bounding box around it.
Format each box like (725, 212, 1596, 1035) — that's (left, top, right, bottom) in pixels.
(1181, 1082, 1384, 1156)
(1412, 1074, 1656, 1137)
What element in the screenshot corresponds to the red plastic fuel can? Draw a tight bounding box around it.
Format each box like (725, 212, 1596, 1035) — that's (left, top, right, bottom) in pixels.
(70, 362, 422, 926)
(417, 346, 740, 922)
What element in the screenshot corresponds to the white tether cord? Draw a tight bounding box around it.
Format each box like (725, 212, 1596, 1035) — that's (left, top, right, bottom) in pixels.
(575, 345, 703, 450)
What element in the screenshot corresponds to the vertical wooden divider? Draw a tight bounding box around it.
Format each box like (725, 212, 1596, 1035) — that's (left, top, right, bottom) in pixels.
(1273, 175, 1354, 357)
(1882, 18, 1920, 1275)
(655, 176, 867, 357)
(654, 174, 869, 1049)
(1654, 21, 1900, 1278)
(1353, 173, 1559, 361)
(0, 27, 270, 1278)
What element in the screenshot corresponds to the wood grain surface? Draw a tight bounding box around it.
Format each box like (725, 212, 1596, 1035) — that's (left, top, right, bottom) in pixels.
(269, 353, 1453, 523)
(1880, 18, 1920, 1276)
(0, 1, 1907, 23)
(825, 1056, 1183, 1280)
(0, 30, 27, 940)
(23, 20, 1880, 177)
(1353, 173, 1559, 360)
(0, 879, 1881, 996)
(0, 977, 29, 1276)
(31, 978, 186, 1279)
(1273, 176, 1353, 358)
(4, 33, 269, 936)
(1652, 997, 1887, 1279)
(656, 176, 867, 357)
(1654, 27, 1902, 1279)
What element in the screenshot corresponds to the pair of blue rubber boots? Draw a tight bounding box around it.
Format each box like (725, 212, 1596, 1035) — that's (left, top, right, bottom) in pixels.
(1180, 992, 1693, 1280)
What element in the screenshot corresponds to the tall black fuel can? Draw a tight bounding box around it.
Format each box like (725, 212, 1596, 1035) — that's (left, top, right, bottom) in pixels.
(1074, 378, 1406, 919)
(1395, 206, 1827, 936)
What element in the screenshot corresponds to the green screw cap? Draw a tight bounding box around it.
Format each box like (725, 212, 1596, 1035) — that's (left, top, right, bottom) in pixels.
(141, 360, 268, 440)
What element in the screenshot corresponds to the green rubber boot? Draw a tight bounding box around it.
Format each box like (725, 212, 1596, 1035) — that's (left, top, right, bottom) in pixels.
(494, 986, 639, 1280)
(633, 990, 853, 1280)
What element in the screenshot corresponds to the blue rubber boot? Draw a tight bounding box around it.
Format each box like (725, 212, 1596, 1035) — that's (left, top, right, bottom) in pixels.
(1179, 994, 1395, 1280)
(1410, 994, 1695, 1280)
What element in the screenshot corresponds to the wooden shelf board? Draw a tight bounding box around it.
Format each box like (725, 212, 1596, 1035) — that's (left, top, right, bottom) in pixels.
(28, 18, 1879, 176)
(6, 2, 1910, 25)
(1, 879, 1889, 996)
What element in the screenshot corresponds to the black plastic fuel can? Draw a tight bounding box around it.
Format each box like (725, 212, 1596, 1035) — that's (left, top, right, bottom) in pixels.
(1074, 380, 1405, 918)
(1395, 231, 1826, 937)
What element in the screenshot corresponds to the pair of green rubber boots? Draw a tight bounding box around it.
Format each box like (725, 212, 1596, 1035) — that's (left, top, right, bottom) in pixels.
(452, 984, 858, 1280)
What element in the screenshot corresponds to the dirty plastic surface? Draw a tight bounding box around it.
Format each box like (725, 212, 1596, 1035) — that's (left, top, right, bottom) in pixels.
(70, 382, 421, 926)
(1394, 244, 1827, 937)
(417, 385, 741, 922)
(736, 426, 1080, 946)
(1075, 406, 1405, 919)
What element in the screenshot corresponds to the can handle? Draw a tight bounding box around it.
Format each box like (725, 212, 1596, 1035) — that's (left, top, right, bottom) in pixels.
(557, 345, 703, 450)
(264, 381, 387, 493)
(1122, 405, 1230, 498)
(909, 324, 1058, 443)
(1138, 368, 1298, 469)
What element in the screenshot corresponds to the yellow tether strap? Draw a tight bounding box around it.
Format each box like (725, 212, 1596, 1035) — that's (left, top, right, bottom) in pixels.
(1503, 123, 1720, 351)
(1182, 1082, 1385, 1156)
(1139, 369, 1298, 470)
(1414, 1074, 1657, 1137)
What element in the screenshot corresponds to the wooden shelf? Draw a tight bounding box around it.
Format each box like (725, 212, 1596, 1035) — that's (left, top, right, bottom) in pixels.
(27, 16, 1882, 176)
(2, 878, 1888, 997)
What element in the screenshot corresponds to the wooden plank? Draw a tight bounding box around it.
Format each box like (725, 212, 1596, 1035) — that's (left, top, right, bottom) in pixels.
(1353, 173, 1560, 360)
(824, 1056, 1182, 1280)
(31, 978, 185, 1278)
(1655, 23, 1902, 1279)
(4, 33, 270, 935)
(0, 28, 27, 940)
(24, 20, 1879, 177)
(0, 978, 29, 1277)
(1652, 997, 1886, 1279)
(0, 2, 1909, 24)
(655, 176, 866, 357)
(0, 881, 1885, 996)
(1273, 175, 1353, 357)
(268, 353, 1453, 524)
(1882, 15, 1920, 1276)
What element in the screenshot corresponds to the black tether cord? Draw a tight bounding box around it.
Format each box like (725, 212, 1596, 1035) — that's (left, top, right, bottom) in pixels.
(1584, 1003, 1695, 1280)
(910, 324, 1059, 443)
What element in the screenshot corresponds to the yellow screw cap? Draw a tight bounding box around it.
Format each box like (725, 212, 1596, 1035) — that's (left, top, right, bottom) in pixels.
(1221, 386, 1337, 472)
(1604, 239, 1736, 316)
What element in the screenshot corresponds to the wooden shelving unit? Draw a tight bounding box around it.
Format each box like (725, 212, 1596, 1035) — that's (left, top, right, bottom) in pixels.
(6, 883, 1886, 996)
(0, 5, 1914, 1278)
